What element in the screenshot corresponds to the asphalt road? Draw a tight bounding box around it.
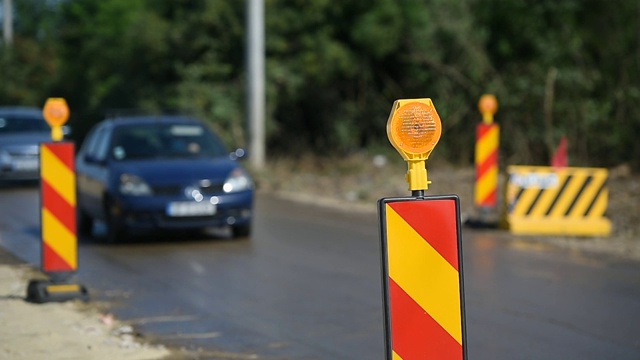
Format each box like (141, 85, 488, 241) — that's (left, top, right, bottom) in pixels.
(0, 184, 639, 359)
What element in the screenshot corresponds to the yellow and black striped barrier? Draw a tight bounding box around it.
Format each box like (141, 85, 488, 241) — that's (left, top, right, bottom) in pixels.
(503, 165, 612, 236)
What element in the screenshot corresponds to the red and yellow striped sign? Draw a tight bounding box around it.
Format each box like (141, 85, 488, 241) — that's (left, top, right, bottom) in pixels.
(379, 196, 466, 360)
(475, 123, 499, 208)
(40, 142, 77, 273)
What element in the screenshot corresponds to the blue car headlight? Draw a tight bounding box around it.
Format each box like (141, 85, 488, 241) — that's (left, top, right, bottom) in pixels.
(119, 173, 153, 196)
(223, 168, 253, 193)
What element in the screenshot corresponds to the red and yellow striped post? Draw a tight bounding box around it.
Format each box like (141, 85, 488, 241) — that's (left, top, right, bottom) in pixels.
(26, 98, 88, 303)
(380, 99, 466, 359)
(41, 142, 77, 274)
(474, 94, 500, 214)
(379, 196, 466, 359)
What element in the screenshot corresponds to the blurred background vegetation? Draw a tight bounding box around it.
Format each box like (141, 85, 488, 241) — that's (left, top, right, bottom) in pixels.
(0, 0, 638, 170)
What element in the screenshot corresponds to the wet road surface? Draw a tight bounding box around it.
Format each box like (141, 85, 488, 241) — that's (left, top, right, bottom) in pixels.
(0, 184, 639, 359)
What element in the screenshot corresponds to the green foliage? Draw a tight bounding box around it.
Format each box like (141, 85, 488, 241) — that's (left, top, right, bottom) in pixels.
(0, 0, 62, 107)
(0, 38, 58, 106)
(1, 0, 638, 169)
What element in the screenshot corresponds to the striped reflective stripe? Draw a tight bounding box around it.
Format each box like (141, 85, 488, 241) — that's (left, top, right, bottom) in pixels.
(41, 142, 77, 273)
(507, 167, 608, 218)
(383, 198, 465, 360)
(475, 123, 499, 207)
(505, 166, 611, 236)
(47, 284, 81, 293)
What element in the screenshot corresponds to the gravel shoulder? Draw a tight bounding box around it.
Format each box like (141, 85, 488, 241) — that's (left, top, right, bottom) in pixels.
(0, 257, 171, 360)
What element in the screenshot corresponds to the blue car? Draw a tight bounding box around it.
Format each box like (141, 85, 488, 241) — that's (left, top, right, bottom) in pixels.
(75, 115, 254, 242)
(0, 107, 53, 183)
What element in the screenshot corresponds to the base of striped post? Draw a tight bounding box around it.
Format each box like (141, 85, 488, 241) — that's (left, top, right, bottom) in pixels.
(26, 279, 89, 304)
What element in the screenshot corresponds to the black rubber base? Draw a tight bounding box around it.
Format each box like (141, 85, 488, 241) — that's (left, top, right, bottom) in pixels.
(26, 279, 90, 304)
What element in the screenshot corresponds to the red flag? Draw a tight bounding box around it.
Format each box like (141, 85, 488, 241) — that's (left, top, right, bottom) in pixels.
(551, 136, 568, 168)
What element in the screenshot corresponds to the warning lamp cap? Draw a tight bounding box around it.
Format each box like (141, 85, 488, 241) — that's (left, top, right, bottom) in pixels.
(478, 94, 498, 115)
(387, 99, 442, 159)
(43, 98, 70, 127)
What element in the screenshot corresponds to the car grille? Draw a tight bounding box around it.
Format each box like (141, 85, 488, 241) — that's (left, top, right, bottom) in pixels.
(199, 184, 225, 196)
(152, 185, 183, 196)
(152, 182, 225, 196)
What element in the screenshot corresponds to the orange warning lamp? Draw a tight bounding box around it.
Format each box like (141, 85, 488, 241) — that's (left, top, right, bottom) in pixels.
(43, 98, 70, 141)
(387, 99, 442, 191)
(478, 94, 498, 125)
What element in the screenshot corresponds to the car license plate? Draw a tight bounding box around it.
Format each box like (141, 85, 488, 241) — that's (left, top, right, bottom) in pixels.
(167, 202, 216, 217)
(13, 158, 38, 171)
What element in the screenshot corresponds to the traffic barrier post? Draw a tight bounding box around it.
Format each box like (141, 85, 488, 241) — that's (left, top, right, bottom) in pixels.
(379, 99, 467, 359)
(468, 94, 500, 227)
(27, 98, 88, 303)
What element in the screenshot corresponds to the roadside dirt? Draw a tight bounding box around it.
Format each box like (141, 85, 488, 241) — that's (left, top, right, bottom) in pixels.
(255, 154, 640, 262)
(0, 262, 171, 360)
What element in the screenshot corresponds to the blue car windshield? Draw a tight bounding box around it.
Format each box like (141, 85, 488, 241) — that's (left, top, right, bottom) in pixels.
(110, 123, 228, 161)
(0, 116, 50, 134)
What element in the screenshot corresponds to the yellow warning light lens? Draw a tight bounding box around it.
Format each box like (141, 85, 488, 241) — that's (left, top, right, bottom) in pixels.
(388, 101, 442, 155)
(478, 94, 498, 115)
(43, 98, 70, 127)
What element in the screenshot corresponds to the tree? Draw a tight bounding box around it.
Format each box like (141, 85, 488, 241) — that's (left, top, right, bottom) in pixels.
(2, 0, 638, 169)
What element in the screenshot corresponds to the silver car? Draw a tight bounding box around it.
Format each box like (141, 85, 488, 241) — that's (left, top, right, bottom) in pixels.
(0, 107, 53, 182)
